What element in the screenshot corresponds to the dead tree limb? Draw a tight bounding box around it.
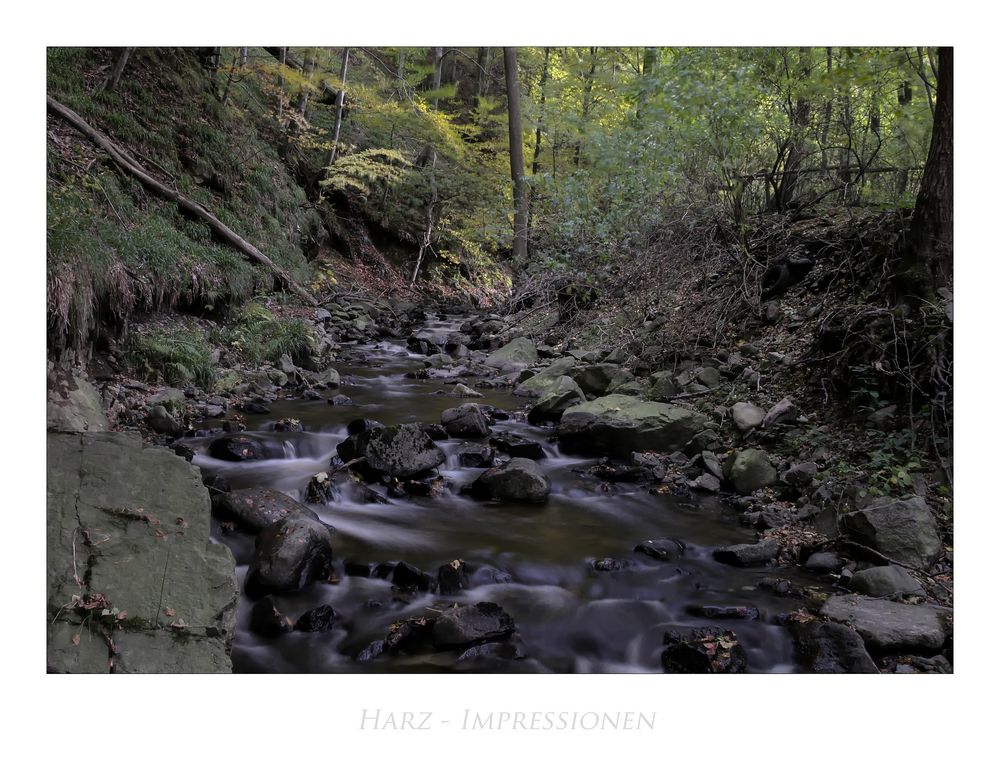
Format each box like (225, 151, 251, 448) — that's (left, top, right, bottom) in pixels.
(47, 95, 317, 306)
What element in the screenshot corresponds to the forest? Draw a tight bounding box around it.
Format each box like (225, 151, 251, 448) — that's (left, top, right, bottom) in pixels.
(45, 45, 953, 676)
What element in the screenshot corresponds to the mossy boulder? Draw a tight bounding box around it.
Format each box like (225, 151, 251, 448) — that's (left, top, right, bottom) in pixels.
(514, 358, 578, 397)
(484, 337, 538, 370)
(558, 394, 709, 457)
(336, 423, 446, 479)
(724, 449, 777, 492)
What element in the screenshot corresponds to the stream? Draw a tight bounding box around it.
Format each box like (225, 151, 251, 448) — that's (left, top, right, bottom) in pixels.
(185, 314, 823, 673)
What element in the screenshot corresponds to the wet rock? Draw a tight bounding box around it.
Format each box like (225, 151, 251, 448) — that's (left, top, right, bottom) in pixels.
(685, 605, 760, 621)
(763, 397, 799, 427)
(782, 461, 818, 487)
(145, 405, 183, 436)
(249, 596, 294, 637)
(347, 418, 383, 435)
(304, 472, 336, 503)
(437, 559, 469, 595)
(527, 387, 585, 425)
(455, 639, 527, 666)
(391, 561, 432, 592)
(422, 423, 449, 441)
(241, 400, 272, 415)
(469, 565, 513, 586)
(731, 402, 765, 432)
(725, 448, 777, 492)
(272, 417, 303, 432)
(839, 496, 942, 569)
(327, 394, 353, 406)
(432, 602, 517, 648)
(593, 557, 635, 572)
(490, 433, 545, 460)
(559, 394, 709, 458)
(337, 423, 446, 479)
(344, 561, 372, 577)
(804, 551, 842, 573)
(456, 443, 496, 468)
(468, 458, 551, 503)
(634, 538, 686, 561)
(295, 605, 340, 632)
(713, 539, 781, 567)
(484, 337, 538, 370)
(207, 435, 281, 462)
(451, 383, 484, 398)
(661, 627, 747, 673)
(244, 513, 334, 598)
(213, 488, 316, 533)
(820, 594, 952, 653)
(790, 620, 879, 673)
(850, 565, 925, 597)
(441, 403, 491, 438)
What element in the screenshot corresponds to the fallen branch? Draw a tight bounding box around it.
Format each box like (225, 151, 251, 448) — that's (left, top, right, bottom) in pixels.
(47, 95, 317, 306)
(835, 537, 934, 578)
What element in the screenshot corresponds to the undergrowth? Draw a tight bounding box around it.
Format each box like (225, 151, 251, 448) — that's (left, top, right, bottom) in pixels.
(128, 324, 216, 388)
(212, 302, 315, 366)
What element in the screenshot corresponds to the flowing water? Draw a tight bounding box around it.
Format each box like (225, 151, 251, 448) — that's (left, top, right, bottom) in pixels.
(185, 314, 822, 673)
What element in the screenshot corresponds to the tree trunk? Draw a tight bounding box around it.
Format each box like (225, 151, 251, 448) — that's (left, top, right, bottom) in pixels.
(46, 96, 317, 305)
(298, 51, 315, 118)
(476, 47, 489, 97)
(221, 47, 247, 107)
(432, 47, 444, 107)
(637, 46, 657, 119)
(504, 47, 529, 262)
(899, 46, 952, 301)
(773, 47, 812, 211)
(326, 48, 351, 170)
(575, 47, 597, 168)
(104, 47, 136, 92)
(527, 47, 551, 240)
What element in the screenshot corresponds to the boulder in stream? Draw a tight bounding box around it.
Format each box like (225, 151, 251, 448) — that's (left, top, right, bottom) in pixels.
(213, 487, 317, 533)
(337, 423, 446, 479)
(468, 457, 551, 503)
(244, 513, 334, 598)
(661, 626, 748, 673)
(441, 403, 491, 438)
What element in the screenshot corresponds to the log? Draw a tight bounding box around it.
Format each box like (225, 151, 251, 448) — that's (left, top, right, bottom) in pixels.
(47, 96, 317, 306)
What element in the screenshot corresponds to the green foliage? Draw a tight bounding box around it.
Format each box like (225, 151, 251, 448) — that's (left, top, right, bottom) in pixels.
(213, 302, 315, 366)
(129, 324, 216, 388)
(321, 148, 411, 197)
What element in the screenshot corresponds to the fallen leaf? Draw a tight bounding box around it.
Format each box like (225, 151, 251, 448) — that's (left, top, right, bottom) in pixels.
(163, 607, 175, 617)
(71, 634, 81, 646)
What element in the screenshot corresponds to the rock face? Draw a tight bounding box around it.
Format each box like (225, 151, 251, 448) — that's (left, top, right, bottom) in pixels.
(850, 565, 925, 597)
(47, 366, 109, 433)
(725, 449, 777, 492)
(244, 514, 333, 598)
(661, 627, 748, 673)
(431, 602, 516, 648)
(47, 432, 237, 673)
(212, 488, 315, 533)
(790, 621, 879, 673)
(337, 423, 446, 479)
(469, 458, 551, 503)
(441, 403, 491, 438)
(819, 594, 952, 653)
(558, 394, 709, 458)
(484, 337, 538, 370)
(839, 496, 942, 569)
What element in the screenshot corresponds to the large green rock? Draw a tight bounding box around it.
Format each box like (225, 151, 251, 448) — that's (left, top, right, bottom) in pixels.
(47, 432, 237, 673)
(484, 337, 538, 370)
(569, 363, 633, 397)
(47, 366, 109, 433)
(558, 394, 709, 457)
(514, 357, 577, 397)
(725, 449, 777, 493)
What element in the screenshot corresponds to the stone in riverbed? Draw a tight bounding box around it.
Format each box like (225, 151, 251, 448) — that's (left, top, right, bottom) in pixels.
(490, 433, 545, 460)
(468, 458, 551, 503)
(391, 561, 432, 592)
(789, 620, 879, 673)
(294, 605, 340, 632)
(249, 596, 294, 637)
(212, 487, 316, 533)
(207, 435, 283, 462)
(839, 495, 942, 569)
(850, 565, 925, 597)
(713, 539, 781, 567)
(456, 443, 496, 468)
(661, 627, 747, 673)
(763, 397, 799, 427)
(804, 551, 842, 573)
(819, 594, 951, 653)
(513, 358, 578, 397)
(244, 513, 333, 598)
(558, 394, 709, 458)
(634, 538, 686, 561)
(337, 423, 446, 479)
(441, 403, 491, 438)
(145, 405, 183, 436)
(527, 386, 585, 425)
(431, 602, 517, 648)
(437, 560, 469, 595)
(570, 363, 633, 397)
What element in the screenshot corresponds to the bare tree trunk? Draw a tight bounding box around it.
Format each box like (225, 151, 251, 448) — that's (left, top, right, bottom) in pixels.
(476, 47, 490, 97)
(104, 47, 136, 92)
(221, 47, 247, 107)
(46, 96, 317, 305)
(504, 47, 529, 262)
(773, 47, 812, 211)
(326, 48, 351, 170)
(915, 46, 936, 115)
(298, 51, 315, 118)
(898, 46, 952, 301)
(819, 47, 834, 168)
(527, 47, 551, 239)
(574, 47, 597, 168)
(432, 47, 444, 107)
(411, 149, 438, 286)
